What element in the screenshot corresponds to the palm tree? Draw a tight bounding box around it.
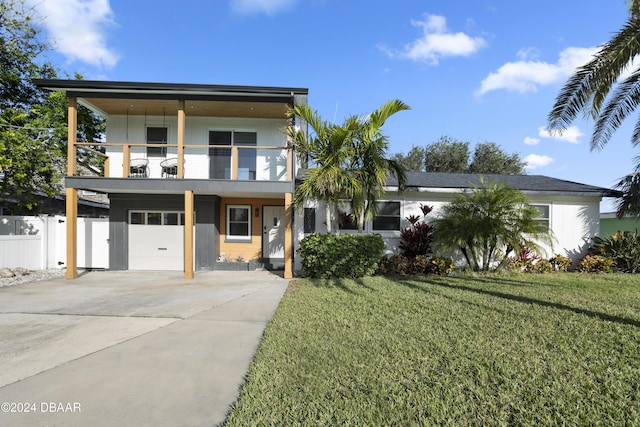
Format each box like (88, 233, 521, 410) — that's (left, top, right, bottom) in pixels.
(286, 104, 360, 234)
(433, 179, 553, 271)
(347, 99, 410, 232)
(548, 0, 640, 216)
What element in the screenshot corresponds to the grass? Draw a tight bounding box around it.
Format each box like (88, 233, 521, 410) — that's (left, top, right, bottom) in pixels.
(224, 273, 640, 426)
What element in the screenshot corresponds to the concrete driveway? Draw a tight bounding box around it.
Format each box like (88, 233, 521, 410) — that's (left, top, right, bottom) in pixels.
(0, 270, 289, 427)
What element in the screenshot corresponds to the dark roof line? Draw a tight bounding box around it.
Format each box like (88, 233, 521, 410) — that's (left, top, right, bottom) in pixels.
(389, 171, 621, 197)
(34, 79, 309, 97)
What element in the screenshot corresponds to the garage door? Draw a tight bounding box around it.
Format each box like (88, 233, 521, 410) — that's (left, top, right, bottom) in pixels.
(128, 211, 184, 271)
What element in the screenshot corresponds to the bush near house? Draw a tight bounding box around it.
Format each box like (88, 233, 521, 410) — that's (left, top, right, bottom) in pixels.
(589, 231, 640, 273)
(299, 233, 385, 278)
(578, 255, 616, 273)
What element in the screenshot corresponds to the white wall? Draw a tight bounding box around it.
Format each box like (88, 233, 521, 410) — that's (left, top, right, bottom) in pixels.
(293, 192, 602, 271)
(105, 115, 288, 179)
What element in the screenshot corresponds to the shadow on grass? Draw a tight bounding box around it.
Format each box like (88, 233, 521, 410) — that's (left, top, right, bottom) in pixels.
(403, 276, 640, 328)
(303, 276, 380, 295)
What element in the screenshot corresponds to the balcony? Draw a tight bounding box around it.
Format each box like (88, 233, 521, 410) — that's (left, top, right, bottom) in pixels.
(72, 141, 292, 182)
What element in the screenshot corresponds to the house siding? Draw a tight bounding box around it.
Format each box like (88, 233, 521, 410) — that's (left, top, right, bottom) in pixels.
(219, 197, 284, 261)
(294, 193, 603, 271)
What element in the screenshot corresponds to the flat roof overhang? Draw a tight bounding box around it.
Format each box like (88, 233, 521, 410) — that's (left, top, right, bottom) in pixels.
(34, 79, 309, 118)
(65, 177, 293, 199)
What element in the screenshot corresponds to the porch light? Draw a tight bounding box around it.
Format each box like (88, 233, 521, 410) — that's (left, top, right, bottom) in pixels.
(255, 208, 259, 217)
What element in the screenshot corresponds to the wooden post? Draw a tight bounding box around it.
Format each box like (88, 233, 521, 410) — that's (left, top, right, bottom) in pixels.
(184, 190, 194, 279)
(103, 157, 110, 177)
(177, 100, 185, 178)
(66, 98, 78, 278)
(284, 192, 293, 279)
(123, 144, 130, 177)
(231, 146, 238, 180)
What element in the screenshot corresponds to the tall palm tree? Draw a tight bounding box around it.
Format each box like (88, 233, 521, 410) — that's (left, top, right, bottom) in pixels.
(433, 179, 553, 271)
(286, 104, 360, 234)
(548, 0, 640, 216)
(347, 99, 410, 232)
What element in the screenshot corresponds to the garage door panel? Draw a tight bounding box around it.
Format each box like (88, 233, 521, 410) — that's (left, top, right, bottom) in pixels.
(129, 225, 184, 271)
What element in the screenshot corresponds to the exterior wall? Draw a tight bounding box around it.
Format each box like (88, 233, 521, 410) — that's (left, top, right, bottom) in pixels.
(219, 197, 283, 261)
(108, 194, 220, 271)
(105, 115, 288, 180)
(293, 193, 603, 271)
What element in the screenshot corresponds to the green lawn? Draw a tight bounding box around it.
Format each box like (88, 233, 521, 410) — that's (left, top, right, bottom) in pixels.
(224, 273, 640, 426)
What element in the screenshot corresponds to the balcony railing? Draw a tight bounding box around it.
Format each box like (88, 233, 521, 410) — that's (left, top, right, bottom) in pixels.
(72, 142, 293, 182)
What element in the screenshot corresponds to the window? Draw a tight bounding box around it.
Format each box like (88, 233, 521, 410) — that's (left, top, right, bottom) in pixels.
(147, 127, 168, 157)
(372, 201, 401, 231)
(226, 205, 251, 241)
(532, 204, 550, 229)
(209, 130, 257, 179)
(303, 208, 316, 233)
(129, 211, 185, 225)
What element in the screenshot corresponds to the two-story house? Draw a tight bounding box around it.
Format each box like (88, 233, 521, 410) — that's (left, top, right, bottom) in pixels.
(36, 80, 308, 279)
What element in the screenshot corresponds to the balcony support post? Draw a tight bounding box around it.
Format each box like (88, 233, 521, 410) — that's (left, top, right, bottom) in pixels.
(177, 100, 185, 178)
(66, 97, 78, 279)
(184, 190, 194, 279)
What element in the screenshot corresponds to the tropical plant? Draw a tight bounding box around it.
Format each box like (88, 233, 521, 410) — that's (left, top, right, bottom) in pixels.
(433, 179, 553, 271)
(548, 1, 640, 216)
(399, 204, 434, 258)
(589, 230, 640, 273)
(287, 104, 360, 234)
(347, 100, 409, 232)
(288, 100, 409, 234)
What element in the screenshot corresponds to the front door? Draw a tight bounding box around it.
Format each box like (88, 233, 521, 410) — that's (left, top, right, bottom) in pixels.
(263, 206, 285, 263)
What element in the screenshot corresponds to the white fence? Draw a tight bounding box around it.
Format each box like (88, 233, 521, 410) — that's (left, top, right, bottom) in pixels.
(0, 216, 109, 270)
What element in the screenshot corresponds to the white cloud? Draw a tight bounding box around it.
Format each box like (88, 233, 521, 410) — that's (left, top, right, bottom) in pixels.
(524, 137, 539, 145)
(524, 154, 554, 170)
(477, 46, 598, 96)
(29, 0, 118, 68)
(230, 0, 298, 15)
(384, 14, 487, 65)
(538, 125, 583, 144)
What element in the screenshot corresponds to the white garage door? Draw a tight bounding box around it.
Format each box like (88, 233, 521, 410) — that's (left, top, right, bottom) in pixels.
(128, 211, 184, 271)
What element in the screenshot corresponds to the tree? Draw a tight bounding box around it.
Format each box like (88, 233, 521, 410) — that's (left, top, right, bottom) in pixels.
(392, 145, 425, 172)
(347, 99, 409, 232)
(433, 179, 552, 271)
(468, 142, 526, 174)
(419, 136, 525, 174)
(286, 104, 360, 234)
(0, 0, 105, 211)
(424, 136, 470, 173)
(548, 1, 640, 216)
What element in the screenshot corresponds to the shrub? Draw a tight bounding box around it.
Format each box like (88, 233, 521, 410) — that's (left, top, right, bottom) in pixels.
(426, 256, 455, 275)
(299, 233, 385, 278)
(527, 259, 554, 274)
(577, 255, 615, 273)
(549, 254, 572, 272)
(399, 205, 434, 259)
(589, 231, 640, 273)
(506, 246, 540, 271)
(377, 254, 454, 276)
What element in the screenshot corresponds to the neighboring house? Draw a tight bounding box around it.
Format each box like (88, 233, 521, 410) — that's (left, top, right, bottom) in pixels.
(36, 79, 308, 279)
(294, 171, 621, 270)
(600, 212, 640, 236)
(0, 191, 109, 217)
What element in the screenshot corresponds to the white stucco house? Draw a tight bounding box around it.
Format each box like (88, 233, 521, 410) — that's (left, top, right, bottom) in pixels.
(294, 171, 621, 270)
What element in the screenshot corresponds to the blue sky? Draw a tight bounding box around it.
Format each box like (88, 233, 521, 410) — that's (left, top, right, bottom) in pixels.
(29, 0, 634, 211)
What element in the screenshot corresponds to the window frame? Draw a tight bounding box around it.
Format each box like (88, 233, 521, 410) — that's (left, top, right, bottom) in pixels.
(146, 126, 169, 158)
(372, 201, 401, 232)
(226, 204, 252, 242)
(531, 204, 551, 229)
(129, 210, 186, 226)
(208, 129, 258, 180)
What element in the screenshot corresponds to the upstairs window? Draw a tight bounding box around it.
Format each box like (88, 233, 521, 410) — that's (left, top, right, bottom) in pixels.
(147, 127, 168, 157)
